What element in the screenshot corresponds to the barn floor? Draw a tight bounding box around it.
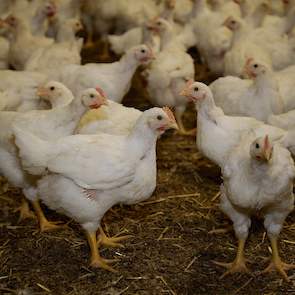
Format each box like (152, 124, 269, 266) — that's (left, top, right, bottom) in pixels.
(1, 43, 295, 295)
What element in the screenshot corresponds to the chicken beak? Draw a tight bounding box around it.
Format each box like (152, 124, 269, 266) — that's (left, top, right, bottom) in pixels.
(262, 135, 272, 162)
(169, 121, 179, 130)
(262, 147, 272, 162)
(89, 97, 107, 109)
(37, 86, 50, 98)
(180, 87, 190, 97)
(148, 48, 156, 60)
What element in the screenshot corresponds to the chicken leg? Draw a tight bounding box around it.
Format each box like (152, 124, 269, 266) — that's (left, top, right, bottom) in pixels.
(175, 106, 196, 136)
(213, 238, 249, 278)
(86, 231, 117, 272)
(32, 200, 64, 232)
(262, 237, 295, 282)
(98, 226, 133, 248)
(97, 38, 111, 62)
(15, 197, 35, 221)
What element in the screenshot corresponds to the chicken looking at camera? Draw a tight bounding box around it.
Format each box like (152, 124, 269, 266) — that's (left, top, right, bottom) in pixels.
(215, 134, 295, 281)
(76, 87, 142, 136)
(13, 107, 178, 271)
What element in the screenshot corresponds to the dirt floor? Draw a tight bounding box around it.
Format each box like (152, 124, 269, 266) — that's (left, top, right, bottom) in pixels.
(1, 43, 295, 295)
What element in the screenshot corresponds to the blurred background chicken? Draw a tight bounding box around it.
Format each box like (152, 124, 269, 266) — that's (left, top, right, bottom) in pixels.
(0, 0, 295, 283)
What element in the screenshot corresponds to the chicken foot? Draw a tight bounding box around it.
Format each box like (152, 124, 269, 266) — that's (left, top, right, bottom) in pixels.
(262, 237, 295, 282)
(213, 238, 249, 279)
(15, 197, 35, 221)
(98, 226, 133, 248)
(32, 200, 64, 232)
(86, 231, 117, 272)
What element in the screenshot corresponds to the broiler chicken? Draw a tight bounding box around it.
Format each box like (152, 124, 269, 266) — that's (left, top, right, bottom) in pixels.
(224, 14, 295, 76)
(58, 44, 154, 102)
(180, 81, 295, 166)
(25, 18, 83, 78)
(0, 81, 103, 230)
(210, 59, 284, 121)
(145, 18, 195, 135)
(0, 70, 48, 112)
(13, 107, 178, 271)
(223, 16, 272, 77)
(3, 14, 54, 70)
(76, 87, 142, 136)
(216, 134, 295, 281)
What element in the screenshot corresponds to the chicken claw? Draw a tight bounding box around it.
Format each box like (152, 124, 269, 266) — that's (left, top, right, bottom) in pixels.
(90, 256, 118, 272)
(261, 237, 295, 282)
(86, 231, 118, 272)
(262, 260, 295, 282)
(15, 197, 35, 222)
(213, 258, 249, 279)
(32, 200, 64, 232)
(213, 238, 249, 278)
(98, 226, 133, 248)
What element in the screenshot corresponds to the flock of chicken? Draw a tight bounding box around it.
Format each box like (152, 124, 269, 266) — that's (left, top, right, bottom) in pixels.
(0, 0, 295, 283)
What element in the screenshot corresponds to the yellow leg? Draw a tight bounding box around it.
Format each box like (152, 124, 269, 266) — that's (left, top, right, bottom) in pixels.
(262, 237, 295, 282)
(31, 200, 64, 232)
(84, 30, 94, 48)
(85, 231, 117, 272)
(175, 111, 196, 136)
(98, 226, 133, 248)
(213, 238, 249, 279)
(14, 197, 35, 222)
(97, 41, 110, 62)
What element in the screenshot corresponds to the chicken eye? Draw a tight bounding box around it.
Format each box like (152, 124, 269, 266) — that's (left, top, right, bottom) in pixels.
(90, 94, 94, 98)
(157, 115, 163, 120)
(141, 49, 146, 53)
(231, 20, 236, 25)
(50, 86, 55, 91)
(253, 64, 258, 68)
(256, 143, 260, 149)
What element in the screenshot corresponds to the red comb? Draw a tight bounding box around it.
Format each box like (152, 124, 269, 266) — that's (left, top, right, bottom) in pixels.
(95, 87, 107, 98)
(162, 106, 176, 123)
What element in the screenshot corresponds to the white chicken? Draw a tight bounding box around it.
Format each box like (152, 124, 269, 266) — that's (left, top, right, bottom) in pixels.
(3, 14, 54, 70)
(0, 82, 104, 229)
(76, 87, 142, 136)
(0, 70, 48, 112)
(210, 59, 284, 121)
(145, 18, 195, 135)
(13, 107, 178, 271)
(274, 65, 295, 112)
(180, 81, 295, 166)
(224, 14, 295, 76)
(25, 18, 83, 78)
(30, 0, 57, 37)
(191, 0, 233, 75)
(58, 44, 154, 102)
(216, 134, 295, 281)
(223, 16, 272, 77)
